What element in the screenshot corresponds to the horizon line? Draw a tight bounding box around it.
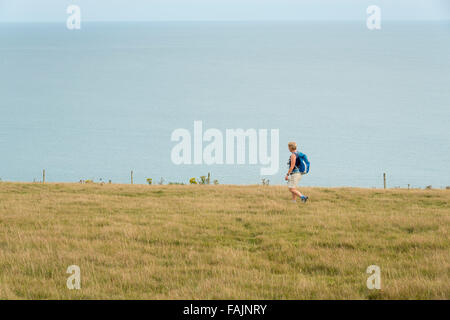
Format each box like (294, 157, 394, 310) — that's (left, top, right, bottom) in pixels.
(1, 18, 450, 24)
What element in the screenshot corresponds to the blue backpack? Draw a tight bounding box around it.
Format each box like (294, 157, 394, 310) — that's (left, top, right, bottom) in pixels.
(294, 151, 310, 174)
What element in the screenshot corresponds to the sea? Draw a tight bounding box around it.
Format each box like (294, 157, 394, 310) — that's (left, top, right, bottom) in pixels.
(1, 21, 449, 187)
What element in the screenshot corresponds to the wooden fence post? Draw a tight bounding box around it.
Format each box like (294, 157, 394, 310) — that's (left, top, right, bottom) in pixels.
(43, 169, 46, 184)
(383, 173, 386, 189)
(131, 170, 134, 184)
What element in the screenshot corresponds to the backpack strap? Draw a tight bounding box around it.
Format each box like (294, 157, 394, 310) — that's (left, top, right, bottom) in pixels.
(294, 152, 301, 171)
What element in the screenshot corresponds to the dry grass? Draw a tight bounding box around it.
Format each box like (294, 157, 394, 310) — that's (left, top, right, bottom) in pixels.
(0, 182, 448, 299)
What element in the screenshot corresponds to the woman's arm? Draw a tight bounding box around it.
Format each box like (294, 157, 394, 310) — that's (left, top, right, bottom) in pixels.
(286, 153, 296, 176)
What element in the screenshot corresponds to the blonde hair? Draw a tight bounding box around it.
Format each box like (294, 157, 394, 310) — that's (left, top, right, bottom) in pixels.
(288, 142, 297, 151)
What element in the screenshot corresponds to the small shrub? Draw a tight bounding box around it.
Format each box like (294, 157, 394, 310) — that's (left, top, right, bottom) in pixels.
(425, 185, 432, 190)
(199, 176, 207, 185)
(146, 178, 152, 185)
(261, 178, 270, 186)
(85, 180, 94, 184)
(189, 178, 197, 185)
(446, 186, 450, 190)
(213, 179, 219, 185)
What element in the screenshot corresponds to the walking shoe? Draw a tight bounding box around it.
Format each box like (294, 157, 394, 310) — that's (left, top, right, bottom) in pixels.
(301, 196, 309, 203)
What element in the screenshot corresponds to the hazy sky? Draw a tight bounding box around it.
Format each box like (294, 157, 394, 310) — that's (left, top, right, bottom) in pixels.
(1, 0, 449, 22)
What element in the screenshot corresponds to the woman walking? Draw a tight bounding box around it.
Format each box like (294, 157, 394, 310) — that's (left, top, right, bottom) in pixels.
(285, 142, 310, 203)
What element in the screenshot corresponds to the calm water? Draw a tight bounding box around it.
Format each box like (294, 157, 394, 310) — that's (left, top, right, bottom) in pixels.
(0, 22, 449, 187)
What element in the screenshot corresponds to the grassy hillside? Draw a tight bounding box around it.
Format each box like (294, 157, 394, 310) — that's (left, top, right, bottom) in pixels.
(0, 182, 448, 299)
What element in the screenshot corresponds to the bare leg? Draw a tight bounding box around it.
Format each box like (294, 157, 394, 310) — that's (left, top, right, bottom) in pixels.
(289, 188, 303, 201)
